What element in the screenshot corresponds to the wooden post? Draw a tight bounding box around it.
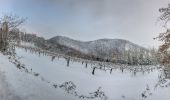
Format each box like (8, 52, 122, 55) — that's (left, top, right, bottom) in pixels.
(92, 67, 96, 75)
(85, 63, 87, 68)
(67, 57, 70, 67)
(110, 68, 113, 74)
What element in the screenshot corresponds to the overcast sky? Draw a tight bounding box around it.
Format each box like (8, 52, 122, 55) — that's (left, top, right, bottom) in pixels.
(0, 0, 170, 48)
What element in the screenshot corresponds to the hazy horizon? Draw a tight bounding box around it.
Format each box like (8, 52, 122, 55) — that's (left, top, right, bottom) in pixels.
(0, 0, 170, 48)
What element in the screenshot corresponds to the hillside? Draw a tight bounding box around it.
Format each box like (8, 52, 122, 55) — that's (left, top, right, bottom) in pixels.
(47, 36, 152, 64)
(9, 32, 156, 64)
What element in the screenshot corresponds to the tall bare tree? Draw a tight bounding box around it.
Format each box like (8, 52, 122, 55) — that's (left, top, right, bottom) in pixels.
(0, 14, 27, 42)
(156, 4, 170, 64)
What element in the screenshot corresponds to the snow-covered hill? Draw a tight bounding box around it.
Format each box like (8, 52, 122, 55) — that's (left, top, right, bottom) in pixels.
(9, 32, 154, 64)
(48, 36, 149, 60)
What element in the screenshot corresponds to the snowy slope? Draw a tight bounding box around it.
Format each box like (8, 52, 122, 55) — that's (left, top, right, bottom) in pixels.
(1, 48, 170, 100)
(0, 52, 79, 100)
(48, 36, 89, 54)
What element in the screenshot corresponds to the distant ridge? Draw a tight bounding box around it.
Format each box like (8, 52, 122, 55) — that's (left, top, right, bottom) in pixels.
(47, 36, 151, 64)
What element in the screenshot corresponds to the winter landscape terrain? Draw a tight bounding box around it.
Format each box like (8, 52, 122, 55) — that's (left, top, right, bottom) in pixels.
(0, 38, 170, 100)
(1, 0, 170, 100)
(0, 18, 169, 100)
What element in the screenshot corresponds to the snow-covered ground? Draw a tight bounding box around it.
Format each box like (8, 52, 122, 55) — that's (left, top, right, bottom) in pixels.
(0, 48, 170, 100)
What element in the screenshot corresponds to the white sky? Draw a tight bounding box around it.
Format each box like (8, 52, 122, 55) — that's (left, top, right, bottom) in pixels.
(0, 0, 170, 48)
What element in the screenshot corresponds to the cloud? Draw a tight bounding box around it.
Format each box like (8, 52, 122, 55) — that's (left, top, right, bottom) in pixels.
(1, 0, 170, 47)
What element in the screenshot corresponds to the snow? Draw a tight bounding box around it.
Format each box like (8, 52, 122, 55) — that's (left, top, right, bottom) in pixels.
(0, 67, 20, 100)
(0, 52, 79, 100)
(0, 48, 170, 100)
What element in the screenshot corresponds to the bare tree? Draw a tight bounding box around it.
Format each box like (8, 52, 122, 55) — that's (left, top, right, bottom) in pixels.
(0, 14, 27, 43)
(156, 4, 170, 64)
(0, 14, 27, 31)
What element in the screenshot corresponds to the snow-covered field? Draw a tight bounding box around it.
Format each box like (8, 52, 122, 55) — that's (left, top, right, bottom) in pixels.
(0, 48, 170, 100)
